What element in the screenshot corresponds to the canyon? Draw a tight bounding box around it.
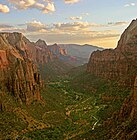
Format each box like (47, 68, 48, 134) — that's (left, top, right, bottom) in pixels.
(0, 19, 137, 140)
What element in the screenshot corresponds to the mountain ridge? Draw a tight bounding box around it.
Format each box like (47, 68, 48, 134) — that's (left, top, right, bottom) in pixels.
(59, 43, 104, 63)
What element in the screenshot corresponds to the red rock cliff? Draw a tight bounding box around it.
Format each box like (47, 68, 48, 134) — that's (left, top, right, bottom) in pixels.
(0, 32, 70, 105)
(87, 19, 137, 87)
(0, 33, 42, 105)
(88, 20, 137, 140)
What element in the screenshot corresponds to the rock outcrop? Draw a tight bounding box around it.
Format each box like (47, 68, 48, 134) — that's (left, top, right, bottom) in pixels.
(100, 76, 137, 140)
(87, 19, 137, 87)
(0, 32, 78, 105)
(0, 33, 42, 105)
(48, 43, 67, 56)
(119, 76, 137, 120)
(87, 19, 137, 139)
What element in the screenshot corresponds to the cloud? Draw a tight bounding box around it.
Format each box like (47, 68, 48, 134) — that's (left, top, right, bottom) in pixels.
(108, 21, 129, 26)
(0, 4, 10, 13)
(8, 0, 35, 9)
(0, 24, 25, 32)
(0, 20, 124, 48)
(53, 22, 93, 32)
(55, 22, 104, 30)
(27, 20, 48, 32)
(131, 3, 136, 6)
(33, 3, 45, 9)
(42, 2, 55, 13)
(124, 3, 136, 7)
(0, 24, 13, 28)
(82, 13, 89, 16)
(64, 0, 80, 4)
(1, 20, 127, 35)
(27, 29, 120, 48)
(67, 12, 90, 21)
(5, 0, 82, 13)
(1, 20, 122, 35)
(8, 0, 55, 13)
(25, 20, 120, 48)
(69, 16, 82, 20)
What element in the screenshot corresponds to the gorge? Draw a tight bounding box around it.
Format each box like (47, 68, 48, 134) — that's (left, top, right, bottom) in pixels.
(0, 19, 137, 140)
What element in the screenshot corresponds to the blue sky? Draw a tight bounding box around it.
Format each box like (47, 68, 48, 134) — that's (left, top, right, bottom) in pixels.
(0, 0, 137, 48)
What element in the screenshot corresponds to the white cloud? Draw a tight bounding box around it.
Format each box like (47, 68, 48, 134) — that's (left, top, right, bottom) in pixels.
(42, 2, 55, 13)
(53, 22, 93, 32)
(124, 4, 130, 7)
(0, 24, 25, 32)
(69, 16, 82, 20)
(3, 20, 126, 34)
(108, 21, 129, 26)
(8, 0, 35, 9)
(0, 4, 10, 13)
(82, 13, 89, 16)
(27, 20, 48, 32)
(33, 3, 45, 9)
(8, 0, 55, 13)
(0, 24, 13, 28)
(64, 0, 80, 4)
(1, 20, 128, 34)
(124, 3, 136, 7)
(5, 0, 82, 13)
(131, 3, 135, 6)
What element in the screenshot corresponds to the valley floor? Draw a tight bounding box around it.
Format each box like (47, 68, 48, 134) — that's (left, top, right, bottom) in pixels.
(0, 70, 131, 140)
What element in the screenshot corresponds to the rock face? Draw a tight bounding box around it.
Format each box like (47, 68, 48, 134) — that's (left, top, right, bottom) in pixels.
(119, 76, 137, 119)
(48, 43, 67, 56)
(87, 19, 137, 139)
(35, 41, 69, 64)
(131, 76, 137, 119)
(87, 19, 137, 87)
(0, 33, 42, 105)
(102, 76, 137, 140)
(0, 32, 78, 105)
(0, 32, 69, 65)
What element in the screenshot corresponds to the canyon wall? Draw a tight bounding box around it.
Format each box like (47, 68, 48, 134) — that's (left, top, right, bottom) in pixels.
(87, 19, 137, 87)
(0, 33, 42, 105)
(87, 19, 137, 139)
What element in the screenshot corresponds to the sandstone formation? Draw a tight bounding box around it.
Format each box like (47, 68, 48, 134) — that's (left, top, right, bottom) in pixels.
(87, 19, 137, 87)
(0, 33, 42, 105)
(87, 19, 137, 139)
(101, 76, 137, 140)
(0, 31, 81, 106)
(118, 76, 137, 120)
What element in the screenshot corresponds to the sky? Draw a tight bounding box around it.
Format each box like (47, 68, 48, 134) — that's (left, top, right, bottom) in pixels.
(0, 0, 137, 48)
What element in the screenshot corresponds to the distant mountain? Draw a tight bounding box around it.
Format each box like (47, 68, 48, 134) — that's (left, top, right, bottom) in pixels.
(59, 44, 104, 63)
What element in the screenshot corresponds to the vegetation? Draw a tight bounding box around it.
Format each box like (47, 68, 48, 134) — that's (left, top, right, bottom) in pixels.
(0, 65, 131, 139)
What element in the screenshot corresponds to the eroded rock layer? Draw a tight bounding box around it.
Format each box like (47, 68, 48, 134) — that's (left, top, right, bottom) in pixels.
(87, 19, 137, 140)
(0, 33, 42, 105)
(87, 19, 137, 87)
